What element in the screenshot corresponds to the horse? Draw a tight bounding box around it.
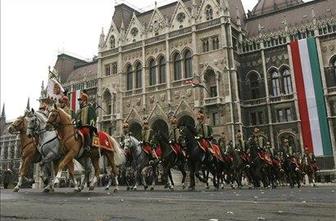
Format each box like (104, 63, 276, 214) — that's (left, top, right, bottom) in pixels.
(25, 109, 79, 192)
(301, 154, 318, 186)
(152, 130, 187, 190)
(8, 115, 40, 192)
(45, 105, 125, 192)
(179, 124, 219, 190)
(283, 155, 302, 188)
(123, 135, 156, 190)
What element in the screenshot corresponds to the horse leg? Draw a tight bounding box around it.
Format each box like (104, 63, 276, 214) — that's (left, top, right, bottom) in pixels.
(178, 163, 187, 189)
(66, 161, 80, 192)
(13, 151, 33, 192)
(89, 155, 100, 191)
(54, 150, 77, 186)
(105, 152, 120, 192)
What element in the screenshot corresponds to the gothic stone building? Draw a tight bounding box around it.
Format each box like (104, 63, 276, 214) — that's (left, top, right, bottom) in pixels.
(56, 0, 335, 169)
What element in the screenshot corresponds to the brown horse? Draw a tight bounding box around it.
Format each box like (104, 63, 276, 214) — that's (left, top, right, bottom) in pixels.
(8, 115, 78, 192)
(46, 105, 125, 191)
(8, 116, 39, 192)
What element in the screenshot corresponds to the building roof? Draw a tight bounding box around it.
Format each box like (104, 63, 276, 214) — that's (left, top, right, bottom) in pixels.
(251, 0, 303, 17)
(246, 0, 336, 37)
(66, 61, 98, 82)
(112, 0, 246, 30)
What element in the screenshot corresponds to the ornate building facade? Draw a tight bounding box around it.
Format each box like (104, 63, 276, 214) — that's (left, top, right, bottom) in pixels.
(54, 0, 335, 169)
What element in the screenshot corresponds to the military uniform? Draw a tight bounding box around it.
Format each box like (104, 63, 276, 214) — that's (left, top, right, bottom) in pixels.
(141, 119, 158, 160)
(75, 92, 97, 152)
(218, 133, 227, 154)
(195, 110, 214, 151)
(235, 130, 245, 152)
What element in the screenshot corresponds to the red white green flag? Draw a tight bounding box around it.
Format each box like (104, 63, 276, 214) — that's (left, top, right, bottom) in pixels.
(290, 37, 332, 156)
(69, 90, 80, 113)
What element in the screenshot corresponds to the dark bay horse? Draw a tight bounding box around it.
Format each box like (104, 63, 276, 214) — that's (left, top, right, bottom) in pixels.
(179, 125, 219, 190)
(152, 130, 187, 190)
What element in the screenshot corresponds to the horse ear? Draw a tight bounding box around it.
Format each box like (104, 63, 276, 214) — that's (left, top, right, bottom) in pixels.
(31, 108, 35, 114)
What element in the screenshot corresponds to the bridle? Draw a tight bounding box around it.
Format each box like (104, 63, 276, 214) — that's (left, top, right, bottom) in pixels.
(9, 118, 25, 134)
(46, 109, 74, 129)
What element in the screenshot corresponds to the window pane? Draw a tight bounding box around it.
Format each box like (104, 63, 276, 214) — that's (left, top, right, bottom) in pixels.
(174, 54, 181, 80)
(135, 63, 142, 88)
(210, 86, 217, 97)
(105, 64, 111, 76)
(184, 51, 192, 78)
(159, 57, 166, 84)
(126, 65, 133, 90)
(149, 60, 156, 86)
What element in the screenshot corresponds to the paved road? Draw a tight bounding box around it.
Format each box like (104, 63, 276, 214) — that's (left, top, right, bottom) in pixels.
(1, 185, 335, 221)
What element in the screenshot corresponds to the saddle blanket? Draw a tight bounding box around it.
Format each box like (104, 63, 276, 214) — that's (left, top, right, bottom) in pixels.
(92, 131, 114, 152)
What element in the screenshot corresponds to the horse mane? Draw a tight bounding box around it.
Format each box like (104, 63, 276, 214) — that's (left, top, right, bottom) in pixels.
(56, 107, 72, 123)
(130, 136, 140, 146)
(34, 111, 48, 128)
(157, 130, 169, 145)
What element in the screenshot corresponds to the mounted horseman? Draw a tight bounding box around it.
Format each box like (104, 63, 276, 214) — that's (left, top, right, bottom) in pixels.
(141, 117, 159, 163)
(195, 110, 213, 152)
(168, 115, 183, 157)
(75, 90, 97, 152)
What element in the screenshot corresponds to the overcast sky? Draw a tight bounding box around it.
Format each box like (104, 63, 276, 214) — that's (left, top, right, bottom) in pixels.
(1, 0, 260, 120)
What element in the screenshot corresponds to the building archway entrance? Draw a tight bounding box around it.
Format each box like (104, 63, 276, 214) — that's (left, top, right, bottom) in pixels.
(178, 115, 195, 128)
(151, 119, 169, 136)
(129, 122, 142, 140)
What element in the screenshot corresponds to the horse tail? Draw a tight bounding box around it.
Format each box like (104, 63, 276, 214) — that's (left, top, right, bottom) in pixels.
(109, 136, 126, 166)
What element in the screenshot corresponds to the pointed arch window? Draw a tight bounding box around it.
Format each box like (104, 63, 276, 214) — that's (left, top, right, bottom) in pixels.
(282, 68, 293, 94)
(158, 56, 166, 84)
(184, 50, 192, 78)
(173, 53, 182, 80)
(205, 5, 213, 20)
(110, 36, 115, 48)
(149, 59, 156, 86)
(126, 65, 133, 90)
(271, 70, 281, 96)
(205, 69, 217, 98)
(249, 72, 260, 99)
(135, 62, 142, 89)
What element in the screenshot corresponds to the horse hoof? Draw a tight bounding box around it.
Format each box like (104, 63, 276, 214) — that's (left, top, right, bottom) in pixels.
(127, 187, 130, 191)
(89, 186, 94, 191)
(133, 187, 137, 191)
(188, 186, 195, 191)
(105, 187, 110, 191)
(50, 188, 55, 193)
(113, 188, 118, 193)
(13, 187, 19, 192)
(80, 186, 85, 191)
(150, 187, 154, 191)
(169, 186, 174, 191)
(43, 188, 50, 193)
(182, 185, 186, 190)
(74, 188, 81, 193)
(144, 186, 148, 191)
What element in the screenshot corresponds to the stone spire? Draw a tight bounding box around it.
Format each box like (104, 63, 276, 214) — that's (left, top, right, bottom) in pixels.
(26, 98, 30, 110)
(192, 0, 197, 18)
(1, 103, 5, 118)
(98, 27, 105, 49)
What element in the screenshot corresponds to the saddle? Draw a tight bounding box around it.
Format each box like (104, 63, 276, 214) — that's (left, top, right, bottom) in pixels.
(223, 154, 234, 163)
(208, 144, 224, 162)
(240, 152, 250, 162)
(258, 151, 273, 165)
(142, 144, 162, 158)
(170, 143, 183, 156)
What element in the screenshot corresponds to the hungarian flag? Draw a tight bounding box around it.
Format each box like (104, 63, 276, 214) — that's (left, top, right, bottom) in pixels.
(69, 90, 80, 113)
(290, 37, 332, 156)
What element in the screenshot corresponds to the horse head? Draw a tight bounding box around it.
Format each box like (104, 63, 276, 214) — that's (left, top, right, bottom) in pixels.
(123, 135, 137, 153)
(26, 108, 40, 138)
(46, 105, 61, 131)
(8, 116, 26, 134)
